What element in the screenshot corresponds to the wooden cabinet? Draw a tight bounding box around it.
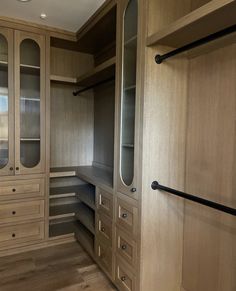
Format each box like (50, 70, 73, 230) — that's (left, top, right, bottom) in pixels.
(116, 0, 140, 198)
(0, 27, 14, 176)
(0, 28, 46, 176)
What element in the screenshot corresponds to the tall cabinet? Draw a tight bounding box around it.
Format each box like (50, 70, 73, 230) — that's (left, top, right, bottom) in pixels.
(0, 27, 46, 252)
(0, 29, 45, 176)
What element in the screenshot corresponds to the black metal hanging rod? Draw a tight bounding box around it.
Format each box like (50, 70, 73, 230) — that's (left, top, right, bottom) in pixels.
(73, 77, 115, 96)
(155, 24, 236, 64)
(151, 181, 236, 217)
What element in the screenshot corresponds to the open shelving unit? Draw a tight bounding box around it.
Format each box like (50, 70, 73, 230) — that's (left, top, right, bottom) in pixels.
(147, 0, 236, 48)
(76, 56, 116, 87)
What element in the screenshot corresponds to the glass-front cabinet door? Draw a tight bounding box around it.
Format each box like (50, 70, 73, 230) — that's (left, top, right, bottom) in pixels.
(0, 28, 14, 176)
(15, 31, 45, 175)
(117, 0, 139, 198)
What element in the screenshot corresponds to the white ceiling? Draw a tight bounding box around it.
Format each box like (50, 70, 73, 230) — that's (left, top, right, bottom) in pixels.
(0, 0, 106, 32)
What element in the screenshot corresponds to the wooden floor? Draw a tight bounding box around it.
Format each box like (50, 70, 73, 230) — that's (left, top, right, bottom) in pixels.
(0, 242, 117, 291)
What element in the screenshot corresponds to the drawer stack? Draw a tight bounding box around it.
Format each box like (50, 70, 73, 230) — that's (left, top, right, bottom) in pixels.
(115, 193, 139, 291)
(95, 187, 114, 279)
(0, 178, 45, 250)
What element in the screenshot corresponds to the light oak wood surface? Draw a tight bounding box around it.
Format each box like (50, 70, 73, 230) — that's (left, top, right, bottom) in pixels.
(0, 242, 116, 291)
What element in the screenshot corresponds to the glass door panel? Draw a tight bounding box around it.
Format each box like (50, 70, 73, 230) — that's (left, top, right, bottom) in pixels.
(0, 34, 10, 172)
(20, 39, 41, 168)
(120, 0, 138, 186)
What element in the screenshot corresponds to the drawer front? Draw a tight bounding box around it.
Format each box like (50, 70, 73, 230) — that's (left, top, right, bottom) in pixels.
(97, 188, 113, 218)
(0, 179, 44, 199)
(97, 213, 112, 245)
(0, 221, 44, 248)
(116, 198, 138, 237)
(0, 200, 44, 224)
(115, 258, 136, 291)
(116, 228, 137, 268)
(96, 238, 112, 277)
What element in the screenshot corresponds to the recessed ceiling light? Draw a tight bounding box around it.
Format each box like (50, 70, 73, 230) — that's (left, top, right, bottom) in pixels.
(40, 13, 47, 19)
(17, 0, 32, 2)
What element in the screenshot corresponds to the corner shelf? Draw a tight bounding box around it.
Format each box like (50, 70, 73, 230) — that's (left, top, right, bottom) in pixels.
(49, 203, 80, 219)
(76, 56, 116, 88)
(147, 0, 236, 48)
(50, 167, 78, 178)
(76, 184, 95, 210)
(75, 203, 95, 235)
(50, 185, 79, 199)
(49, 220, 77, 238)
(75, 222, 94, 257)
(50, 75, 77, 85)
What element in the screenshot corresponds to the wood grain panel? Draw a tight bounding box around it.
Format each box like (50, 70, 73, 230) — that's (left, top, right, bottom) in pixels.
(183, 44, 236, 291)
(50, 83, 94, 168)
(140, 45, 188, 291)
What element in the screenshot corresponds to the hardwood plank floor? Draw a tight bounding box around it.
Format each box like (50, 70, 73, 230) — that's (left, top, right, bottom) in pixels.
(0, 242, 117, 291)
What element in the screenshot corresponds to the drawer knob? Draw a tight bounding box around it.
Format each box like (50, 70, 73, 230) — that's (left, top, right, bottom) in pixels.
(121, 244, 127, 250)
(12, 233, 16, 238)
(16, 167, 19, 171)
(122, 213, 128, 219)
(101, 201, 105, 205)
(101, 227, 105, 232)
(121, 276, 126, 282)
(12, 211, 16, 215)
(131, 188, 137, 193)
(12, 189, 16, 192)
(9, 167, 13, 171)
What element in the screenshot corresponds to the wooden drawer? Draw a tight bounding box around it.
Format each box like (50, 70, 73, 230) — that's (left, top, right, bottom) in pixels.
(116, 228, 137, 268)
(116, 198, 138, 237)
(97, 213, 112, 245)
(0, 221, 44, 248)
(115, 258, 136, 291)
(0, 200, 44, 224)
(0, 179, 44, 199)
(97, 188, 113, 218)
(96, 238, 112, 277)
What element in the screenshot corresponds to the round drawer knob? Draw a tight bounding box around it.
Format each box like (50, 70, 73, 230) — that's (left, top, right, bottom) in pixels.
(12, 211, 16, 215)
(101, 227, 105, 232)
(9, 167, 13, 171)
(131, 188, 136, 193)
(122, 213, 128, 219)
(101, 201, 105, 205)
(16, 167, 19, 171)
(121, 276, 126, 282)
(121, 244, 127, 250)
(12, 233, 16, 238)
(12, 189, 16, 192)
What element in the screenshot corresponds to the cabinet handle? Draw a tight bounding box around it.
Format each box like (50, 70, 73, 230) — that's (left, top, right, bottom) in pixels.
(9, 167, 13, 171)
(12, 233, 16, 238)
(131, 188, 136, 193)
(16, 167, 19, 171)
(12, 211, 16, 215)
(121, 244, 127, 250)
(12, 189, 16, 192)
(122, 213, 128, 219)
(121, 276, 126, 282)
(101, 227, 105, 232)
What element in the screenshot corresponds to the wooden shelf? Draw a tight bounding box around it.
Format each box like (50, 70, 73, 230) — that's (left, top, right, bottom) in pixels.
(20, 64, 40, 75)
(50, 185, 79, 199)
(50, 75, 77, 84)
(147, 0, 236, 48)
(49, 203, 80, 219)
(77, 57, 116, 88)
(76, 166, 113, 191)
(21, 97, 40, 102)
(75, 203, 95, 235)
(75, 222, 94, 257)
(20, 138, 40, 141)
(76, 2, 116, 54)
(76, 184, 95, 210)
(50, 167, 78, 178)
(49, 220, 77, 238)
